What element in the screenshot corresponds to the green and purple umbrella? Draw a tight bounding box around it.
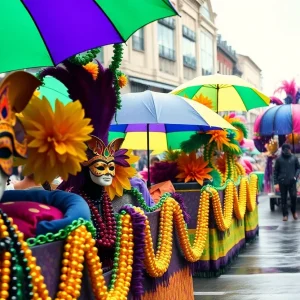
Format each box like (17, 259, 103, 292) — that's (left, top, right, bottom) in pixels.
(1, 0, 178, 73)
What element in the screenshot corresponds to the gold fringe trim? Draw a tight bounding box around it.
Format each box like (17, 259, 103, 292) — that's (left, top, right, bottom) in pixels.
(141, 267, 193, 300)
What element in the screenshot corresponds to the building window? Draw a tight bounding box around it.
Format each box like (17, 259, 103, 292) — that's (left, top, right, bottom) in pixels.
(182, 26, 196, 69)
(131, 82, 148, 93)
(201, 30, 214, 75)
(200, 1, 212, 21)
(158, 21, 176, 61)
(132, 29, 144, 51)
(183, 38, 196, 70)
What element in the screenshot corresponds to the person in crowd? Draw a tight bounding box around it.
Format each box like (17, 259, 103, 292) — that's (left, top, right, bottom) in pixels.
(6, 174, 51, 191)
(274, 143, 300, 221)
(138, 153, 147, 171)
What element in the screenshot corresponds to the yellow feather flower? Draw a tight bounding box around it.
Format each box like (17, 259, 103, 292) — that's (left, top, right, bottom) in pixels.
(105, 150, 139, 200)
(18, 96, 94, 183)
(176, 152, 213, 186)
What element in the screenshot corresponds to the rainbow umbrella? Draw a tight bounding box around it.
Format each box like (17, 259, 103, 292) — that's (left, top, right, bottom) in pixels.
(1, 0, 178, 73)
(171, 74, 270, 112)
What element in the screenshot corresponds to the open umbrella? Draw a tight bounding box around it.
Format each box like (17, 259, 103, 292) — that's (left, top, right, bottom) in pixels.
(109, 123, 222, 151)
(254, 104, 300, 152)
(111, 90, 235, 185)
(170, 74, 270, 112)
(1, 0, 178, 73)
(37, 76, 71, 108)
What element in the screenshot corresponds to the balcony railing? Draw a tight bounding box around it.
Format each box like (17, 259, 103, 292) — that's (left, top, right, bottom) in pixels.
(182, 25, 196, 42)
(159, 45, 176, 61)
(158, 17, 176, 29)
(132, 36, 144, 51)
(183, 55, 197, 70)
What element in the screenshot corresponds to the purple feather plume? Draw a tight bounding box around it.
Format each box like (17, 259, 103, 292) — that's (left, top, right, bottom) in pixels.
(39, 60, 117, 144)
(119, 205, 146, 300)
(274, 80, 298, 104)
(270, 96, 283, 106)
(40, 60, 117, 191)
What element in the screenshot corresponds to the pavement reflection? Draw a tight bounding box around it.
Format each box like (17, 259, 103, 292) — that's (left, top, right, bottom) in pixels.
(193, 195, 300, 300)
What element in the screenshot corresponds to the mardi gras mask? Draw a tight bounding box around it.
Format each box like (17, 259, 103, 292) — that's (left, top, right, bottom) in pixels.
(82, 136, 130, 186)
(0, 72, 40, 177)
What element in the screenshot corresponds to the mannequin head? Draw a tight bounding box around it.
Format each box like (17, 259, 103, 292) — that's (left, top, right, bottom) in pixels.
(0, 71, 40, 198)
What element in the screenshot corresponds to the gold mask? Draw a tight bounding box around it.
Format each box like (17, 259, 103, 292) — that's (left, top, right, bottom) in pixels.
(0, 72, 40, 176)
(82, 136, 124, 177)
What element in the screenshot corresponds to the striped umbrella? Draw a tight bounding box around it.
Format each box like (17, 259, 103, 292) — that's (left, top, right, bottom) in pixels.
(171, 74, 270, 112)
(109, 123, 220, 152)
(254, 104, 300, 152)
(1, 0, 178, 73)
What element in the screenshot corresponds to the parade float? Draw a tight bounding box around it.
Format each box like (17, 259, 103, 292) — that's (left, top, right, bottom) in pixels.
(0, 2, 271, 298)
(151, 112, 259, 277)
(254, 80, 300, 210)
(0, 52, 262, 299)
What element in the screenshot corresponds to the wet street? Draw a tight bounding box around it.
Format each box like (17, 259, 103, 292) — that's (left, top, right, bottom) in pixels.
(193, 195, 300, 300)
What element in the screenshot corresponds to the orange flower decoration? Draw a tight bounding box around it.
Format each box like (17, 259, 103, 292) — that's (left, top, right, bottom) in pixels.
(83, 62, 99, 80)
(118, 74, 128, 88)
(192, 94, 214, 110)
(176, 152, 213, 185)
(207, 130, 231, 151)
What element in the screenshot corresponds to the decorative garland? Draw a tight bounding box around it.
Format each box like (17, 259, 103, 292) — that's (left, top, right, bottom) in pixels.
(68, 48, 101, 66)
(26, 218, 95, 247)
(80, 190, 117, 249)
(109, 44, 124, 110)
(0, 173, 258, 299)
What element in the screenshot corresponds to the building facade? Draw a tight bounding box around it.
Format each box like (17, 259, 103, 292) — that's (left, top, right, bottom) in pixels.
(236, 54, 263, 139)
(217, 35, 240, 76)
(100, 0, 218, 94)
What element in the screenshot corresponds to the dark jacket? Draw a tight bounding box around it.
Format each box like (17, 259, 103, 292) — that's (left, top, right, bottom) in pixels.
(274, 154, 300, 185)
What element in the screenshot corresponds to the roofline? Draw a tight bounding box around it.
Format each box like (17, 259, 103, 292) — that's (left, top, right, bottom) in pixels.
(238, 54, 262, 72)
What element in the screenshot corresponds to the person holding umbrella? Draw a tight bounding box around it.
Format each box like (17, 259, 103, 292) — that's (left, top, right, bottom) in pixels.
(274, 144, 300, 221)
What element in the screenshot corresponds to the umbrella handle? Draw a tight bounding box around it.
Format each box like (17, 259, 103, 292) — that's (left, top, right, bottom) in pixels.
(147, 124, 151, 188)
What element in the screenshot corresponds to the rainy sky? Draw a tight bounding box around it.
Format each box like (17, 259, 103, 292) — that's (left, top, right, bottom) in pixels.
(211, 0, 300, 95)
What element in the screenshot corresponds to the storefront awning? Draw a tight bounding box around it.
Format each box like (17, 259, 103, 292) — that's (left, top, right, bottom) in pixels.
(129, 77, 176, 91)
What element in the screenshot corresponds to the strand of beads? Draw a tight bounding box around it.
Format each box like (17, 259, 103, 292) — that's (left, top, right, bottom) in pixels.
(85, 213, 134, 299)
(81, 191, 117, 248)
(144, 194, 210, 277)
(233, 178, 247, 220)
(246, 174, 258, 212)
(211, 183, 233, 231)
(56, 225, 86, 299)
(126, 188, 170, 212)
(1, 213, 34, 300)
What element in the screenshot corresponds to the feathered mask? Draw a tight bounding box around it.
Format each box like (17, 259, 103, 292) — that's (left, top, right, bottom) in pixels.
(0, 72, 40, 176)
(82, 136, 130, 177)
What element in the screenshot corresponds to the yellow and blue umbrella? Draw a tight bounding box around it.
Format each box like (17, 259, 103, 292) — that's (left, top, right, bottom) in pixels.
(171, 74, 270, 112)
